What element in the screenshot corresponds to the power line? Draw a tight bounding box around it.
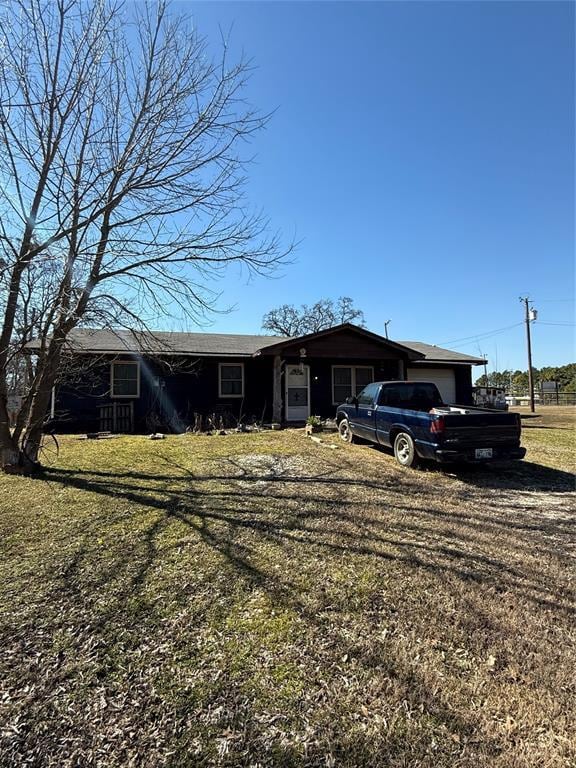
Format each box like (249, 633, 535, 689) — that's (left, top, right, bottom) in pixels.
(537, 321, 575, 327)
(438, 322, 523, 347)
(443, 333, 523, 352)
(439, 316, 574, 350)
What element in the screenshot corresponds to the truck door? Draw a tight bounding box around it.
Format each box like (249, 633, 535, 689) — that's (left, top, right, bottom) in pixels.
(374, 383, 401, 446)
(351, 383, 381, 440)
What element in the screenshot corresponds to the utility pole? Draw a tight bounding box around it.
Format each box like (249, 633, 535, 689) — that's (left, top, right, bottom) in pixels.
(476, 345, 488, 383)
(384, 320, 391, 339)
(519, 296, 537, 412)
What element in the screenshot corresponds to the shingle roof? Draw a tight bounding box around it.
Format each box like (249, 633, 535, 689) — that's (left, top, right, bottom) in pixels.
(28, 328, 288, 357)
(27, 327, 484, 364)
(398, 341, 485, 365)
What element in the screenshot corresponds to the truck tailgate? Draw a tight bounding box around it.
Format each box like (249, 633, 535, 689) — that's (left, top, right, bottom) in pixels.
(441, 413, 521, 447)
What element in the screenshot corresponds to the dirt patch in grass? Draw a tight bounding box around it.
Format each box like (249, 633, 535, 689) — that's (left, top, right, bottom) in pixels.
(0, 428, 574, 767)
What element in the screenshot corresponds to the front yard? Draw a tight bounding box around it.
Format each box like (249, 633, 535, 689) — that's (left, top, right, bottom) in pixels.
(0, 408, 574, 767)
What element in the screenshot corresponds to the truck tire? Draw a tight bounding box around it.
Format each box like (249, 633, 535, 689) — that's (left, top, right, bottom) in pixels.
(338, 418, 356, 444)
(393, 432, 418, 468)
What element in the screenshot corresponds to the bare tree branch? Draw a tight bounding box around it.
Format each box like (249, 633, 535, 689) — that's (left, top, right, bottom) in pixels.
(0, 0, 291, 467)
(262, 297, 366, 337)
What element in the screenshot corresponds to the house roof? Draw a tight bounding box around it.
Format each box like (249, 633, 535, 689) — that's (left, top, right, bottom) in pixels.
(26, 325, 485, 365)
(27, 328, 288, 357)
(398, 341, 486, 365)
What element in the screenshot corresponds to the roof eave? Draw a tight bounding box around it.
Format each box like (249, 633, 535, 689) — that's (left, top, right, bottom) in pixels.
(25, 345, 255, 358)
(409, 358, 486, 366)
(255, 323, 425, 359)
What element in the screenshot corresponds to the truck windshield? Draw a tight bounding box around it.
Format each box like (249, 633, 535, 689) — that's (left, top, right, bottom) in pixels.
(380, 383, 443, 410)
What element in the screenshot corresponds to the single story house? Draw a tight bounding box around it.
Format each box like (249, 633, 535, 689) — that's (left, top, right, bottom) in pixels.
(29, 323, 485, 433)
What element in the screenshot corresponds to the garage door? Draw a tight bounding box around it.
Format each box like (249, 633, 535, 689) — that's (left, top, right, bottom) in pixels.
(406, 368, 456, 404)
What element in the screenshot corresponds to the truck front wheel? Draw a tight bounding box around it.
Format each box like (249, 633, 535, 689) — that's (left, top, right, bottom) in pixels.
(393, 432, 418, 468)
(338, 418, 356, 444)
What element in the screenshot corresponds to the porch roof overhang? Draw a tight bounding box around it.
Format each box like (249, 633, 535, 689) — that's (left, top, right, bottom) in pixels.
(253, 323, 425, 360)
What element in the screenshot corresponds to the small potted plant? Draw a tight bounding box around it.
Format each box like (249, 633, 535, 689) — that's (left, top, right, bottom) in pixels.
(305, 415, 323, 435)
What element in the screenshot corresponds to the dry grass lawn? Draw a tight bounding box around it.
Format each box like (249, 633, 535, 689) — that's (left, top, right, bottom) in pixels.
(0, 407, 574, 767)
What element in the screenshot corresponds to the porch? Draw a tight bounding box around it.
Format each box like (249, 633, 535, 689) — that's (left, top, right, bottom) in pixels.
(260, 325, 424, 423)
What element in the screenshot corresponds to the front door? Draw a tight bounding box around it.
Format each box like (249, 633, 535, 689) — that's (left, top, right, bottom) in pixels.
(285, 364, 310, 422)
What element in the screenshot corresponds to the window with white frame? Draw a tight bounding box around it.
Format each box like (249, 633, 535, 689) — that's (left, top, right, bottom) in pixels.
(219, 363, 244, 398)
(332, 366, 374, 404)
(111, 361, 140, 398)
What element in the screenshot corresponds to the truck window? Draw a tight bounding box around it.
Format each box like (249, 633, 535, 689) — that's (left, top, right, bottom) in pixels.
(379, 383, 443, 410)
(379, 386, 401, 407)
(357, 383, 380, 406)
(411, 384, 443, 410)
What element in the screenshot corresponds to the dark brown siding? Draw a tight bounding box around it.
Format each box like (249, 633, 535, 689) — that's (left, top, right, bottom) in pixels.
(53, 355, 275, 433)
(270, 330, 413, 360)
(51, 347, 476, 431)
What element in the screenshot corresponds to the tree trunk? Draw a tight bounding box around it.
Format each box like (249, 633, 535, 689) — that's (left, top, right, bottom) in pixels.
(0, 337, 64, 471)
(19, 348, 62, 466)
(0, 391, 21, 468)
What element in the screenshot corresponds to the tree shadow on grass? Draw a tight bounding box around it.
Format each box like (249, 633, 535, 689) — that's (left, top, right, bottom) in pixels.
(425, 459, 575, 492)
(41, 459, 575, 619)
(368, 445, 575, 493)
(44, 449, 576, 493)
(367, 445, 575, 493)
(4, 455, 574, 766)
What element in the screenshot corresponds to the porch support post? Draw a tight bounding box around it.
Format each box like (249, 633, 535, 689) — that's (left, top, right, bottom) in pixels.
(272, 355, 282, 423)
(398, 359, 405, 380)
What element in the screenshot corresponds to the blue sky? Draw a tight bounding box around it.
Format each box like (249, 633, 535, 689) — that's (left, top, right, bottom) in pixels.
(171, 1, 574, 371)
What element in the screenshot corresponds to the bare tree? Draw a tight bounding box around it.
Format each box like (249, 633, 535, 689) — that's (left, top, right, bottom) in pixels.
(262, 297, 365, 337)
(3, 253, 60, 418)
(0, 0, 289, 468)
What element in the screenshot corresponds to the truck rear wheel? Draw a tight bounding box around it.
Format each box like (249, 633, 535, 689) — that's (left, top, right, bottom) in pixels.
(338, 418, 356, 444)
(393, 432, 418, 468)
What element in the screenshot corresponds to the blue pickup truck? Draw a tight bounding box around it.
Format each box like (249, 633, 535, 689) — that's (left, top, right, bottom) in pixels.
(335, 381, 526, 468)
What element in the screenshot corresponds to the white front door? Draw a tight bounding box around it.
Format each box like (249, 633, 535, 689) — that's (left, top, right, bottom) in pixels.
(285, 364, 310, 421)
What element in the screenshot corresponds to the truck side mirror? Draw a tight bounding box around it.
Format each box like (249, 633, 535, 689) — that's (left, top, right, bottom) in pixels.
(345, 396, 358, 405)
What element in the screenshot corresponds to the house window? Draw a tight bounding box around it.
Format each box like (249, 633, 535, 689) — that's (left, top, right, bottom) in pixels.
(219, 363, 244, 398)
(332, 366, 374, 404)
(111, 361, 140, 398)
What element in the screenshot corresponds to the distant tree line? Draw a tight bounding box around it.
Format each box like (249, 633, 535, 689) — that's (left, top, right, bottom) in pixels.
(475, 363, 576, 393)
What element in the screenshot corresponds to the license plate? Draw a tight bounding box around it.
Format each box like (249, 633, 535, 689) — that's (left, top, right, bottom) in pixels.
(475, 448, 493, 459)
